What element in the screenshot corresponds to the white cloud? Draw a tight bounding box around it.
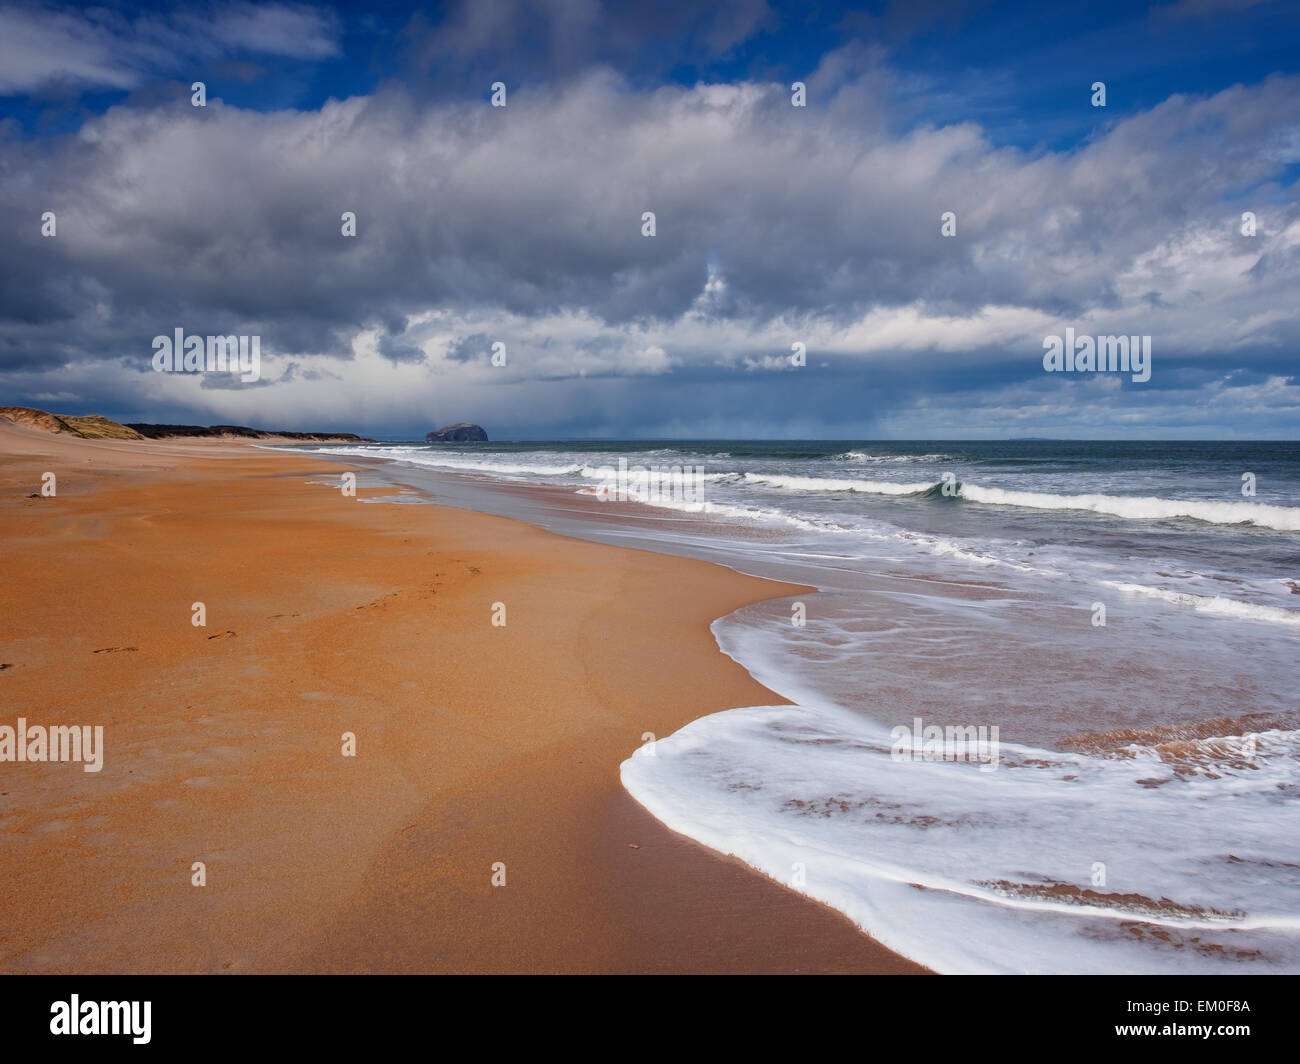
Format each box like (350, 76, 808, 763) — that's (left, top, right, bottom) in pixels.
(1, 67, 1298, 434)
(0, 3, 340, 94)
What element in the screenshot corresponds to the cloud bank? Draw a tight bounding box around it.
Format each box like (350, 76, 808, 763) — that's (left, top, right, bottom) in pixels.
(1, 46, 1297, 436)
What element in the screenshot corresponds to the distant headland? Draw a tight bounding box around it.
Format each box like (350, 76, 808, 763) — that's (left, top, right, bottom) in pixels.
(0, 406, 372, 443)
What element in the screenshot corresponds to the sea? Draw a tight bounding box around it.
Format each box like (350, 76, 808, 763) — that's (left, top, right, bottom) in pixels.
(304, 439, 1300, 974)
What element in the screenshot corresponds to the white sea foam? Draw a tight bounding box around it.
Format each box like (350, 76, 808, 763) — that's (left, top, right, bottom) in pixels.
(610, 490, 1033, 570)
(1102, 581, 1300, 627)
(740, 470, 1300, 531)
(314, 446, 1300, 532)
(309, 441, 1300, 973)
(313, 446, 1294, 621)
(958, 483, 1300, 532)
(831, 451, 956, 463)
(743, 472, 935, 495)
(312, 445, 586, 478)
(621, 703, 1300, 973)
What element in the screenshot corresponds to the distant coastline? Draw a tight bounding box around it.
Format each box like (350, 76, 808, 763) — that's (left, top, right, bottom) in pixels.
(0, 406, 372, 444)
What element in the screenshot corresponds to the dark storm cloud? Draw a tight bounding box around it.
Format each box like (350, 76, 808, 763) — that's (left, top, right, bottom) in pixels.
(377, 330, 428, 364)
(446, 332, 507, 364)
(0, 57, 1297, 435)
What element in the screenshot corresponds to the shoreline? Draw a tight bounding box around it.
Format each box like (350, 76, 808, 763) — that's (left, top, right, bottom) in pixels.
(0, 420, 928, 974)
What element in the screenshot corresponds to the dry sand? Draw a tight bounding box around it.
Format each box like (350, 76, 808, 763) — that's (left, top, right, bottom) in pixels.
(0, 418, 927, 973)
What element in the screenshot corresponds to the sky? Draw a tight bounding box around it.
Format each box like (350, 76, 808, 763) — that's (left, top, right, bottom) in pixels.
(0, 0, 1298, 439)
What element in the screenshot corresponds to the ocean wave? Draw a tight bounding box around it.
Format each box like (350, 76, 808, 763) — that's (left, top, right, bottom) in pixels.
(1101, 581, 1300, 627)
(958, 483, 1300, 532)
(621, 702, 1300, 973)
(743, 472, 936, 495)
(619, 489, 1055, 573)
(831, 451, 956, 463)
(312, 446, 586, 478)
(740, 471, 1300, 531)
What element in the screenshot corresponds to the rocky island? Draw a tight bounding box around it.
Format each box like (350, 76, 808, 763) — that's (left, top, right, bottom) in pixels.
(426, 423, 489, 442)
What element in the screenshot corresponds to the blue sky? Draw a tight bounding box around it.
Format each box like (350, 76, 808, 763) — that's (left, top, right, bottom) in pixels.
(8, 1, 1299, 148)
(1, 0, 1298, 437)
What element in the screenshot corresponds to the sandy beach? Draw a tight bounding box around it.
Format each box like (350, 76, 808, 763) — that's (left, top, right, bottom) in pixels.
(0, 419, 926, 974)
